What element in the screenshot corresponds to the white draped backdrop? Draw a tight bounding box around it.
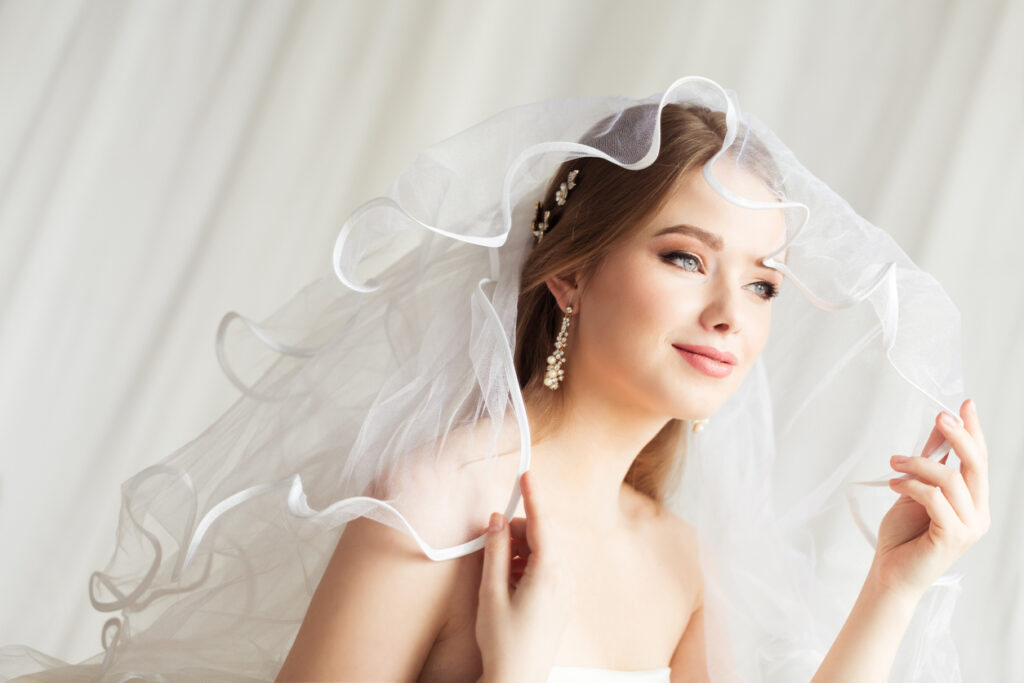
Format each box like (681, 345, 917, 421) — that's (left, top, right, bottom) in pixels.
(0, 1, 1020, 680)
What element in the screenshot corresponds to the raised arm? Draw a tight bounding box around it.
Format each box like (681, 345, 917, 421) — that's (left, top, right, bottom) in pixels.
(811, 399, 990, 682)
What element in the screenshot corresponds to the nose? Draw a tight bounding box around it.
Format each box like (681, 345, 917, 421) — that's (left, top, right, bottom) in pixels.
(699, 282, 741, 334)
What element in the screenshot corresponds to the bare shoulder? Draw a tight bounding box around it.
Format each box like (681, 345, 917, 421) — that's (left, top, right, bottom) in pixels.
(277, 422, 504, 682)
(656, 506, 700, 560)
(660, 509, 704, 613)
(639, 502, 712, 679)
(375, 415, 523, 545)
(623, 486, 704, 612)
(276, 513, 463, 682)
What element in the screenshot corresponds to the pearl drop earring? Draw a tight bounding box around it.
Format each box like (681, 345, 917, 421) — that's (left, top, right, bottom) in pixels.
(544, 305, 572, 390)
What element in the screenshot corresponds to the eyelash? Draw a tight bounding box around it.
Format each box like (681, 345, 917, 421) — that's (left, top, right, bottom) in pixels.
(660, 250, 779, 301)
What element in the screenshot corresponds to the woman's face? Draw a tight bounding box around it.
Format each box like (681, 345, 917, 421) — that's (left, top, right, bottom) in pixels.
(569, 164, 787, 420)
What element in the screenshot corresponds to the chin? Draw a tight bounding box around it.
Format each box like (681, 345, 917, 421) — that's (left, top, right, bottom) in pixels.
(663, 385, 736, 422)
(660, 398, 717, 423)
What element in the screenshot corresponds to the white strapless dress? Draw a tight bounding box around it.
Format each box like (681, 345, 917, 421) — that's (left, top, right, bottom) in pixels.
(547, 664, 672, 682)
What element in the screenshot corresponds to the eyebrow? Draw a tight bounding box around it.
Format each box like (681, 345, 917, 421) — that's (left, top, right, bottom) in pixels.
(654, 224, 723, 250)
(653, 223, 787, 267)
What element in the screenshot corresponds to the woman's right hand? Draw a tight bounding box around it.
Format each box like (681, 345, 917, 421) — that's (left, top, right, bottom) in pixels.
(475, 469, 575, 683)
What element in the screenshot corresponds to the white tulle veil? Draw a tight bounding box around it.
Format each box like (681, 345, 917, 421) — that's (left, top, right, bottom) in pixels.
(2, 76, 966, 682)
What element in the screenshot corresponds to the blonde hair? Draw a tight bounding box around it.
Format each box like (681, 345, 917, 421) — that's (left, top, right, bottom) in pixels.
(514, 103, 736, 505)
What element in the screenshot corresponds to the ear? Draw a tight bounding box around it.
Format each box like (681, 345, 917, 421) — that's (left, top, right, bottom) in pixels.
(544, 269, 585, 314)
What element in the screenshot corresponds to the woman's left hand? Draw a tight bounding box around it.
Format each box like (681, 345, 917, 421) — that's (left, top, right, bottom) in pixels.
(872, 398, 991, 600)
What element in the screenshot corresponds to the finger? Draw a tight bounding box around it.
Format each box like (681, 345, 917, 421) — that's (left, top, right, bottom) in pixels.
(961, 399, 989, 463)
(916, 421, 946, 462)
(961, 398, 991, 525)
(507, 518, 534, 564)
(936, 402, 988, 513)
(520, 469, 540, 519)
(889, 476, 963, 538)
(510, 536, 531, 559)
(509, 516, 527, 541)
(511, 557, 528, 585)
(520, 470, 551, 555)
(890, 455, 977, 526)
(479, 512, 510, 608)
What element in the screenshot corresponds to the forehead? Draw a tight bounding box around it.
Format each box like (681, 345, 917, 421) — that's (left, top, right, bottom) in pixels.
(641, 166, 788, 259)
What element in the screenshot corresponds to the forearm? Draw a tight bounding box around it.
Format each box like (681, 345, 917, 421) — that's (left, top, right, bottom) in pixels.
(810, 566, 922, 683)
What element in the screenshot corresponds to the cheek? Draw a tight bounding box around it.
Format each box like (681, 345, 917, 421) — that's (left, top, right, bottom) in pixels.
(729, 308, 772, 379)
(750, 308, 772, 353)
(581, 256, 676, 353)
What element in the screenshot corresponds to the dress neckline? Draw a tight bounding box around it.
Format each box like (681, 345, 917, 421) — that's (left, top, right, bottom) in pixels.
(550, 664, 671, 672)
(546, 664, 672, 682)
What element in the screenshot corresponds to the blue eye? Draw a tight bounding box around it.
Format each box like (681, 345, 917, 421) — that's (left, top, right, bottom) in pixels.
(750, 281, 779, 301)
(662, 251, 702, 272)
(661, 250, 780, 302)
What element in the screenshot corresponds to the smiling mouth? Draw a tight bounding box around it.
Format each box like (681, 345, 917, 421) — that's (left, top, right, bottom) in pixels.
(672, 345, 735, 378)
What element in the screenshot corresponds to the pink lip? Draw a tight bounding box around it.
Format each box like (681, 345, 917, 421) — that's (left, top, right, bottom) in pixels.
(674, 344, 737, 365)
(673, 344, 736, 378)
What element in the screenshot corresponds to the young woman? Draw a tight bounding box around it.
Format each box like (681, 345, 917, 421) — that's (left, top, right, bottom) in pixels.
(275, 96, 990, 681)
(5, 77, 986, 683)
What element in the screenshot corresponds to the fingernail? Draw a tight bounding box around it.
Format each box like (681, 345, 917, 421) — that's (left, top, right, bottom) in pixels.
(940, 413, 956, 428)
(488, 512, 504, 533)
(891, 455, 907, 464)
(968, 398, 977, 413)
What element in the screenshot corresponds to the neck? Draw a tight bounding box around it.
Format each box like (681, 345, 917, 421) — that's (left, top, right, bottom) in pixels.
(523, 380, 672, 528)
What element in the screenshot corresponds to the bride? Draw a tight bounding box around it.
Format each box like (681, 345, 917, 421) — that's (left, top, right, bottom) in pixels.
(1, 76, 983, 683)
(275, 95, 990, 682)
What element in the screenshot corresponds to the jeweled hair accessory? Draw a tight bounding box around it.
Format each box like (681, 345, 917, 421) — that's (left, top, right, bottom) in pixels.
(554, 168, 578, 205)
(530, 202, 550, 244)
(531, 168, 579, 244)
